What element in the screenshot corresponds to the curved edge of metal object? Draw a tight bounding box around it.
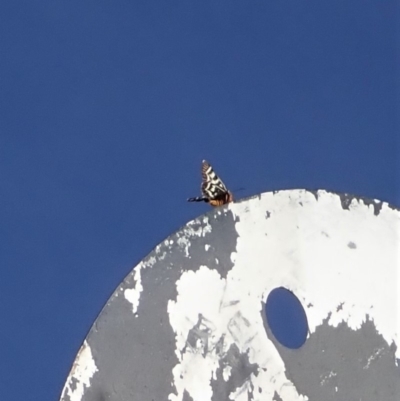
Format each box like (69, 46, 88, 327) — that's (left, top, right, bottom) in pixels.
(60, 189, 400, 401)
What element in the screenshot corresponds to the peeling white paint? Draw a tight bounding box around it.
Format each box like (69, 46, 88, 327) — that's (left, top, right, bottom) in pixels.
(222, 365, 232, 381)
(124, 264, 143, 315)
(177, 236, 191, 257)
(124, 216, 213, 317)
(167, 190, 399, 401)
(363, 347, 384, 369)
(229, 379, 254, 401)
(124, 255, 155, 314)
(320, 371, 337, 385)
(168, 266, 308, 401)
(176, 216, 212, 257)
(60, 341, 98, 401)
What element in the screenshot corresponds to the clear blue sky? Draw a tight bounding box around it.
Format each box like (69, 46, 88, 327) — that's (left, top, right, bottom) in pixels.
(0, 1, 397, 400)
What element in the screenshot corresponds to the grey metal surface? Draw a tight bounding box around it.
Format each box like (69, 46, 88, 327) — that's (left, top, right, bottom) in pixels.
(60, 190, 400, 401)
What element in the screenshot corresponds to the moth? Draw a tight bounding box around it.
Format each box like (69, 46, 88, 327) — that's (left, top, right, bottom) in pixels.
(187, 160, 233, 206)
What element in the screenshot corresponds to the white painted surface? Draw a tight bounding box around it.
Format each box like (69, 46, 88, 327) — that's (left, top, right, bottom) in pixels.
(166, 190, 399, 401)
(124, 260, 144, 314)
(60, 341, 98, 401)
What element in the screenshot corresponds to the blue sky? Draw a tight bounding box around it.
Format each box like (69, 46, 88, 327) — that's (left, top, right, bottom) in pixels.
(0, 1, 397, 400)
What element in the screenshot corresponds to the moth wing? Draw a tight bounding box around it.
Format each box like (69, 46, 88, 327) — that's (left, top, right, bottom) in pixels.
(201, 160, 229, 199)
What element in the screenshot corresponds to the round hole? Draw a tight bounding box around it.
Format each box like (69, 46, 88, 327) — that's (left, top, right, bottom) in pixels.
(265, 287, 308, 349)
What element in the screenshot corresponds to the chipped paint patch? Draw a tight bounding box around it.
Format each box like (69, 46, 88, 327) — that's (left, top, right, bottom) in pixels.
(222, 365, 232, 381)
(124, 215, 213, 318)
(124, 265, 143, 315)
(124, 250, 168, 315)
(339, 193, 384, 216)
(60, 341, 98, 401)
(320, 370, 337, 385)
(363, 347, 385, 369)
(176, 216, 212, 257)
(268, 314, 400, 400)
